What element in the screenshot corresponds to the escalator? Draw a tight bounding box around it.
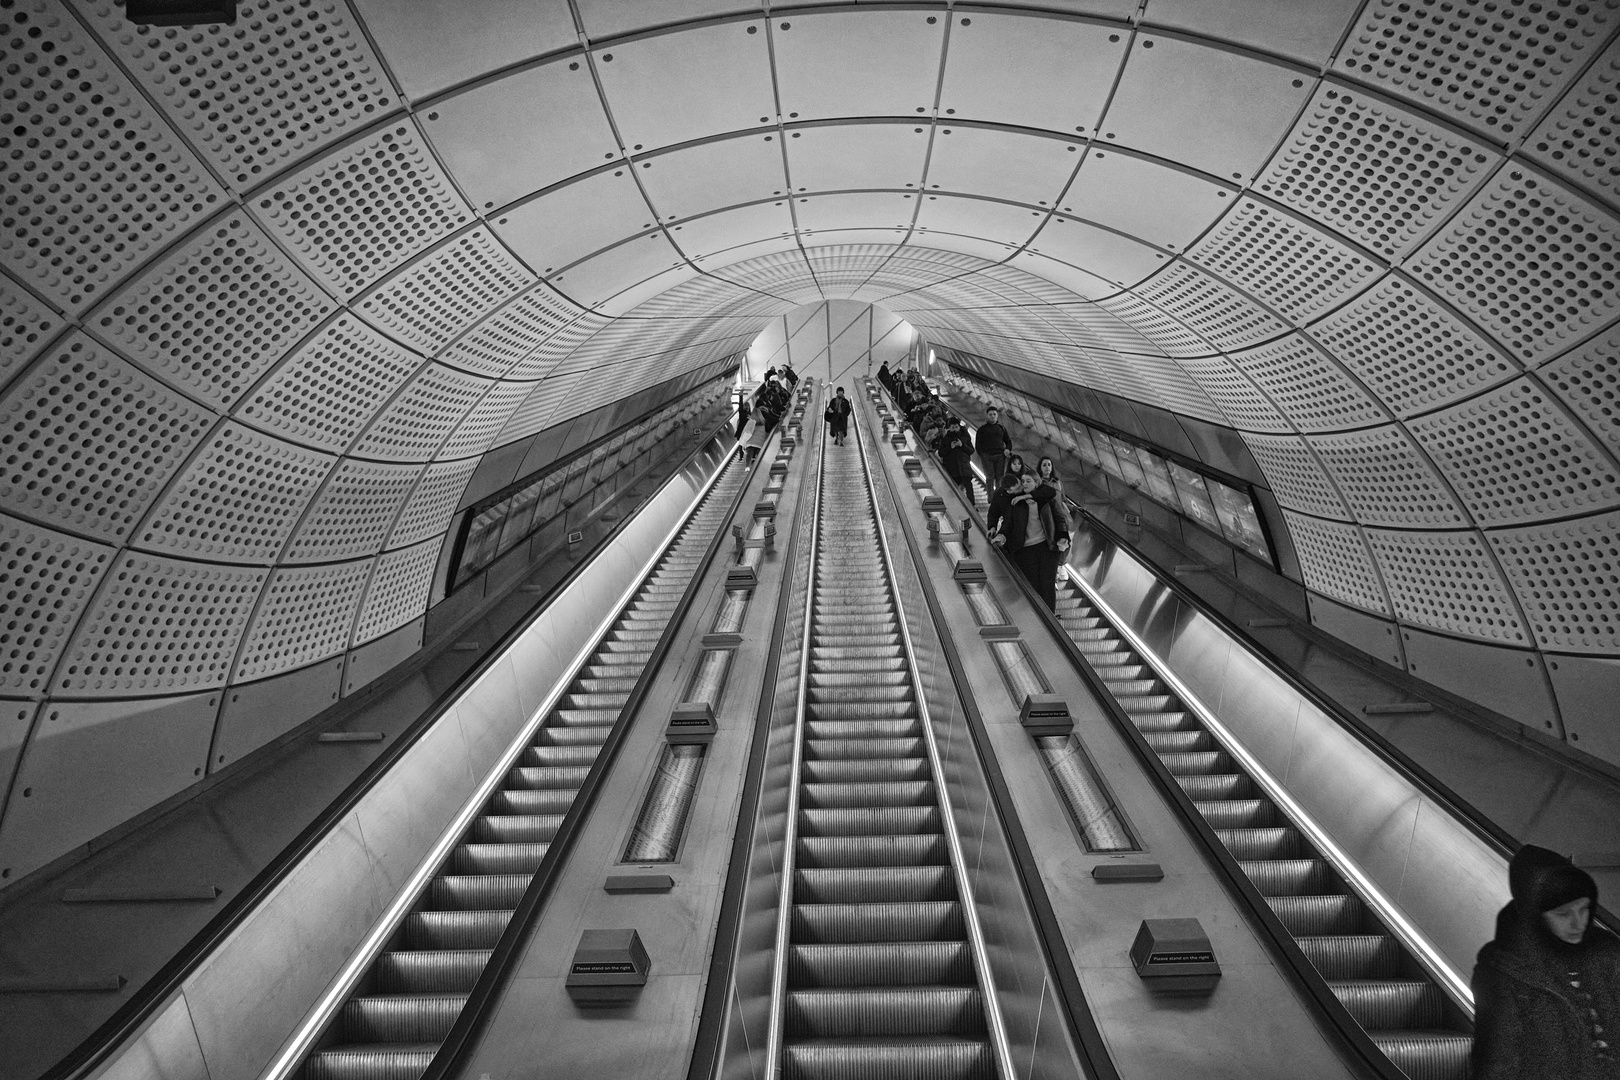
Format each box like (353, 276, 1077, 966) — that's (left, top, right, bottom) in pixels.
(303, 457, 751, 1080)
(773, 436, 1003, 1080)
(1053, 578, 1473, 1080)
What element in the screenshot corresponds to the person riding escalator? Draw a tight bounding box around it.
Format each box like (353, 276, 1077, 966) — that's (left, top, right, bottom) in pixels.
(987, 472, 1070, 612)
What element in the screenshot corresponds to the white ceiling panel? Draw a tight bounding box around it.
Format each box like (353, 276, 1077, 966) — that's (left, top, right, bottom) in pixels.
(640, 135, 789, 221)
(350, 0, 578, 101)
(594, 19, 775, 152)
(903, 231, 1025, 264)
(1006, 250, 1124, 300)
(550, 233, 688, 310)
(577, 0, 764, 40)
(915, 195, 1047, 247)
(1025, 216, 1168, 285)
(796, 193, 919, 234)
(697, 235, 809, 275)
(594, 264, 705, 318)
(924, 127, 1083, 208)
(786, 123, 932, 193)
(672, 203, 798, 259)
(1141, 0, 1362, 65)
(1102, 35, 1314, 182)
(427, 59, 621, 212)
(494, 169, 659, 275)
(938, 11, 1126, 136)
(1061, 151, 1232, 249)
(773, 10, 946, 121)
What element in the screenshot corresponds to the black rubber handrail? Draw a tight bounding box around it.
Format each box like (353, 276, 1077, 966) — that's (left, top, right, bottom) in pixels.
(41, 413, 744, 1080)
(684, 386, 824, 1080)
(874, 382, 1403, 1080)
(426, 404, 800, 1078)
(858, 385, 1125, 1080)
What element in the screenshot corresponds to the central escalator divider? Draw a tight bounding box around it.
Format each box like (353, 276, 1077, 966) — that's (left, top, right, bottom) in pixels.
(780, 436, 997, 1080)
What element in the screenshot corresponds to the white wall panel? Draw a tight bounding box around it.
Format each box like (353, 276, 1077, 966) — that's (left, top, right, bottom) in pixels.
(1024, 217, 1166, 286)
(1142, 0, 1360, 65)
(786, 122, 931, 194)
(594, 18, 774, 152)
(1061, 151, 1231, 250)
(349, 0, 577, 101)
(671, 203, 797, 260)
(1365, 528, 1530, 645)
(937, 12, 1124, 135)
(772, 10, 944, 121)
(923, 127, 1082, 208)
(494, 169, 658, 275)
(550, 232, 688, 309)
(915, 195, 1047, 247)
(641, 135, 789, 221)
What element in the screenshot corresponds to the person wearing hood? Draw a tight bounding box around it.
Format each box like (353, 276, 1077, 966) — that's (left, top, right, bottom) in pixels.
(1472, 844, 1620, 1079)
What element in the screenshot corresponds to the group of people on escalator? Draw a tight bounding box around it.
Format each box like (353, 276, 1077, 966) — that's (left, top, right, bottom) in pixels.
(740, 365, 797, 463)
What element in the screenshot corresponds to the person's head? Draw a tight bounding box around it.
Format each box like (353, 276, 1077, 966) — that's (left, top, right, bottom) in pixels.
(1509, 844, 1599, 946)
(1037, 455, 1056, 479)
(986, 406, 1000, 421)
(836, 386, 846, 397)
(1007, 454, 1025, 476)
(1000, 473, 1022, 494)
(1020, 473, 1039, 494)
(1544, 895, 1594, 945)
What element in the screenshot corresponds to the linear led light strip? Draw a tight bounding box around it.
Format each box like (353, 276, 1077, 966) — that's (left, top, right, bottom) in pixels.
(260, 445, 744, 1080)
(1060, 562, 1476, 1015)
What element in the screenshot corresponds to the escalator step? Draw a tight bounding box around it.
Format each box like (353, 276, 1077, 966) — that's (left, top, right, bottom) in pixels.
(1331, 980, 1445, 1030)
(375, 950, 491, 993)
(786, 986, 985, 1037)
(793, 866, 955, 904)
(426, 874, 528, 910)
(449, 842, 548, 875)
(1239, 858, 1334, 896)
(1133, 711, 1196, 733)
(305, 1043, 439, 1080)
(1100, 678, 1161, 696)
(806, 703, 919, 723)
(527, 745, 601, 767)
(343, 993, 467, 1042)
(789, 941, 972, 986)
(507, 764, 590, 789)
(1116, 694, 1177, 712)
(1296, 935, 1403, 980)
(813, 646, 905, 662)
(534, 724, 613, 747)
(810, 671, 908, 689)
(792, 901, 966, 945)
(549, 707, 621, 727)
(783, 1036, 994, 1080)
(811, 656, 908, 673)
(1175, 774, 1253, 800)
(804, 736, 924, 760)
(809, 685, 912, 705)
(806, 719, 922, 741)
(797, 834, 949, 868)
(1159, 751, 1232, 776)
(1370, 1032, 1473, 1080)
(1143, 731, 1216, 754)
(492, 789, 577, 815)
(1268, 895, 1365, 935)
(1215, 827, 1301, 860)
(1194, 799, 1276, 828)
(801, 781, 935, 808)
(802, 758, 931, 784)
(402, 910, 511, 950)
(799, 807, 942, 836)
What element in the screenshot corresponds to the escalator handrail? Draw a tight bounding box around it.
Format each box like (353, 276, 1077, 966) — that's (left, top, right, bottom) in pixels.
(425, 428, 781, 1079)
(856, 383, 1125, 1080)
(39, 408, 747, 1080)
(874, 382, 1407, 1080)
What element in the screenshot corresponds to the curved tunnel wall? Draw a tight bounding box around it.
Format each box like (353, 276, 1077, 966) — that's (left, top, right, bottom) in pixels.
(1, 0, 1618, 888)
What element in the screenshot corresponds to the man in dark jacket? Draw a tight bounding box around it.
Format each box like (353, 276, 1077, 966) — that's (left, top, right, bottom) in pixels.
(987, 473, 1070, 611)
(975, 406, 1011, 484)
(1473, 844, 1620, 1079)
(940, 420, 975, 494)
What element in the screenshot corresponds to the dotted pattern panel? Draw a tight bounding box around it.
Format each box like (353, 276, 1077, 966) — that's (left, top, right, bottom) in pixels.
(513, 313, 614, 379)
(57, 551, 267, 695)
(438, 286, 585, 378)
(1095, 294, 1207, 357)
(438, 381, 536, 460)
(0, 0, 225, 313)
(350, 363, 491, 461)
(1310, 276, 1519, 416)
(1131, 262, 1290, 351)
(283, 459, 422, 563)
(1527, 35, 1620, 209)
(251, 122, 471, 299)
(1255, 84, 1499, 258)
(1490, 507, 1620, 654)
(1540, 329, 1620, 457)
(135, 422, 335, 563)
(0, 512, 115, 694)
(233, 559, 372, 681)
(353, 538, 438, 644)
(1176, 356, 1291, 432)
(1410, 166, 1620, 364)
(496, 375, 579, 446)
(1409, 377, 1620, 526)
(1232, 335, 1388, 432)
(0, 272, 61, 388)
(388, 458, 477, 549)
(1188, 199, 1385, 325)
(82, 0, 394, 191)
(356, 228, 536, 355)
(1336, 0, 1618, 139)
(0, 334, 214, 543)
(90, 212, 334, 409)
(1243, 433, 1350, 518)
(1365, 528, 1529, 644)
(1310, 426, 1468, 527)
(1282, 510, 1390, 615)
(234, 314, 421, 452)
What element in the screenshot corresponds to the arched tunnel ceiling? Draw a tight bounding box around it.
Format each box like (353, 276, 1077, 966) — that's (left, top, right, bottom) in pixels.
(3, 0, 1620, 876)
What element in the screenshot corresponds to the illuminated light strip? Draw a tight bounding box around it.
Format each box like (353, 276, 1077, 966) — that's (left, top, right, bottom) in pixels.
(260, 445, 744, 1080)
(1060, 561, 1476, 1014)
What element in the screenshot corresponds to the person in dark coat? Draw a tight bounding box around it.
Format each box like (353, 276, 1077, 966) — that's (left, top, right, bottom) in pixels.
(1472, 844, 1620, 1079)
(987, 473, 1070, 611)
(825, 385, 853, 446)
(939, 420, 975, 494)
(976, 406, 1011, 483)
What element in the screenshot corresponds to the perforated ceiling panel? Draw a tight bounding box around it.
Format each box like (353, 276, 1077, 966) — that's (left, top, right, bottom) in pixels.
(1540, 330, 1620, 457)
(233, 560, 373, 682)
(387, 458, 478, 549)
(350, 364, 491, 461)
(439, 287, 586, 379)
(1490, 507, 1620, 655)
(1364, 528, 1530, 645)
(1132, 262, 1290, 352)
(1244, 434, 1351, 519)
(1526, 34, 1620, 207)
(356, 228, 535, 355)
(1232, 335, 1389, 432)
(353, 538, 438, 644)
(0, 273, 62, 387)
(1281, 511, 1390, 616)
(1310, 426, 1468, 528)
(0, 513, 115, 695)
(438, 381, 537, 461)
(283, 460, 423, 563)
(1175, 356, 1291, 433)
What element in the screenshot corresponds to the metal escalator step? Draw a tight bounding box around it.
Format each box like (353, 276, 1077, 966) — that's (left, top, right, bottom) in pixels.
(810, 670, 909, 688)
(806, 719, 922, 741)
(403, 910, 511, 950)
(375, 950, 491, 993)
(1143, 731, 1216, 753)
(449, 842, 549, 875)
(305, 1043, 439, 1080)
(508, 763, 590, 789)
(801, 781, 935, 808)
(813, 646, 904, 661)
(814, 634, 903, 649)
(548, 707, 619, 727)
(576, 677, 639, 694)
(1215, 827, 1301, 860)
(1239, 858, 1333, 896)
(1069, 630, 1116, 643)
(802, 758, 931, 784)
(793, 867, 955, 904)
(1331, 980, 1446, 1030)
(803, 736, 924, 759)
(1100, 678, 1161, 696)
(1115, 694, 1177, 712)
(534, 724, 613, 747)
(1296, 935, 1403, 980)
(796, 834, 950, 869)
(799, 807, 942, 836)
(1194, 799, 1276, 828)
(811, 656, 908, 674)
(789, 941, 971, 986)
(806, 702, 919, 722)
(492, 788, 576, 815)
(1158, 750, 1232, 776)
(1132, 711, 1196, 733)
(791, 901, 966, 944)
(783, 1036, 994, 1080)
(426, 874, 529, 910)
(1370, 1031, 1473, 1080)
(560, 692, 630, 710)
(808, 685, 912, 705)
(526, 744, 600, 767)
(815, 612, 898, 626)
(1175, 773, 1253, 800)
(786, 986, 985, 1037)
(343, 993, 467, 1042)
(1268, 895, 1365, 935)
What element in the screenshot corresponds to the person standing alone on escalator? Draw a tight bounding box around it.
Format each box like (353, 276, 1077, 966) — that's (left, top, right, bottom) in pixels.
(976, 406, 1011, 486)
(825, 386, 853, 447)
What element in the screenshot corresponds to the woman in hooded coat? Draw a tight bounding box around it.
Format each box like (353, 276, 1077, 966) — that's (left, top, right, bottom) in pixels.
(1472, 844, 1620, 1079)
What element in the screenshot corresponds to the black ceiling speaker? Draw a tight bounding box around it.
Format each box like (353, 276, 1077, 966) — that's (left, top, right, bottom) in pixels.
(124, 0, 238, 26)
